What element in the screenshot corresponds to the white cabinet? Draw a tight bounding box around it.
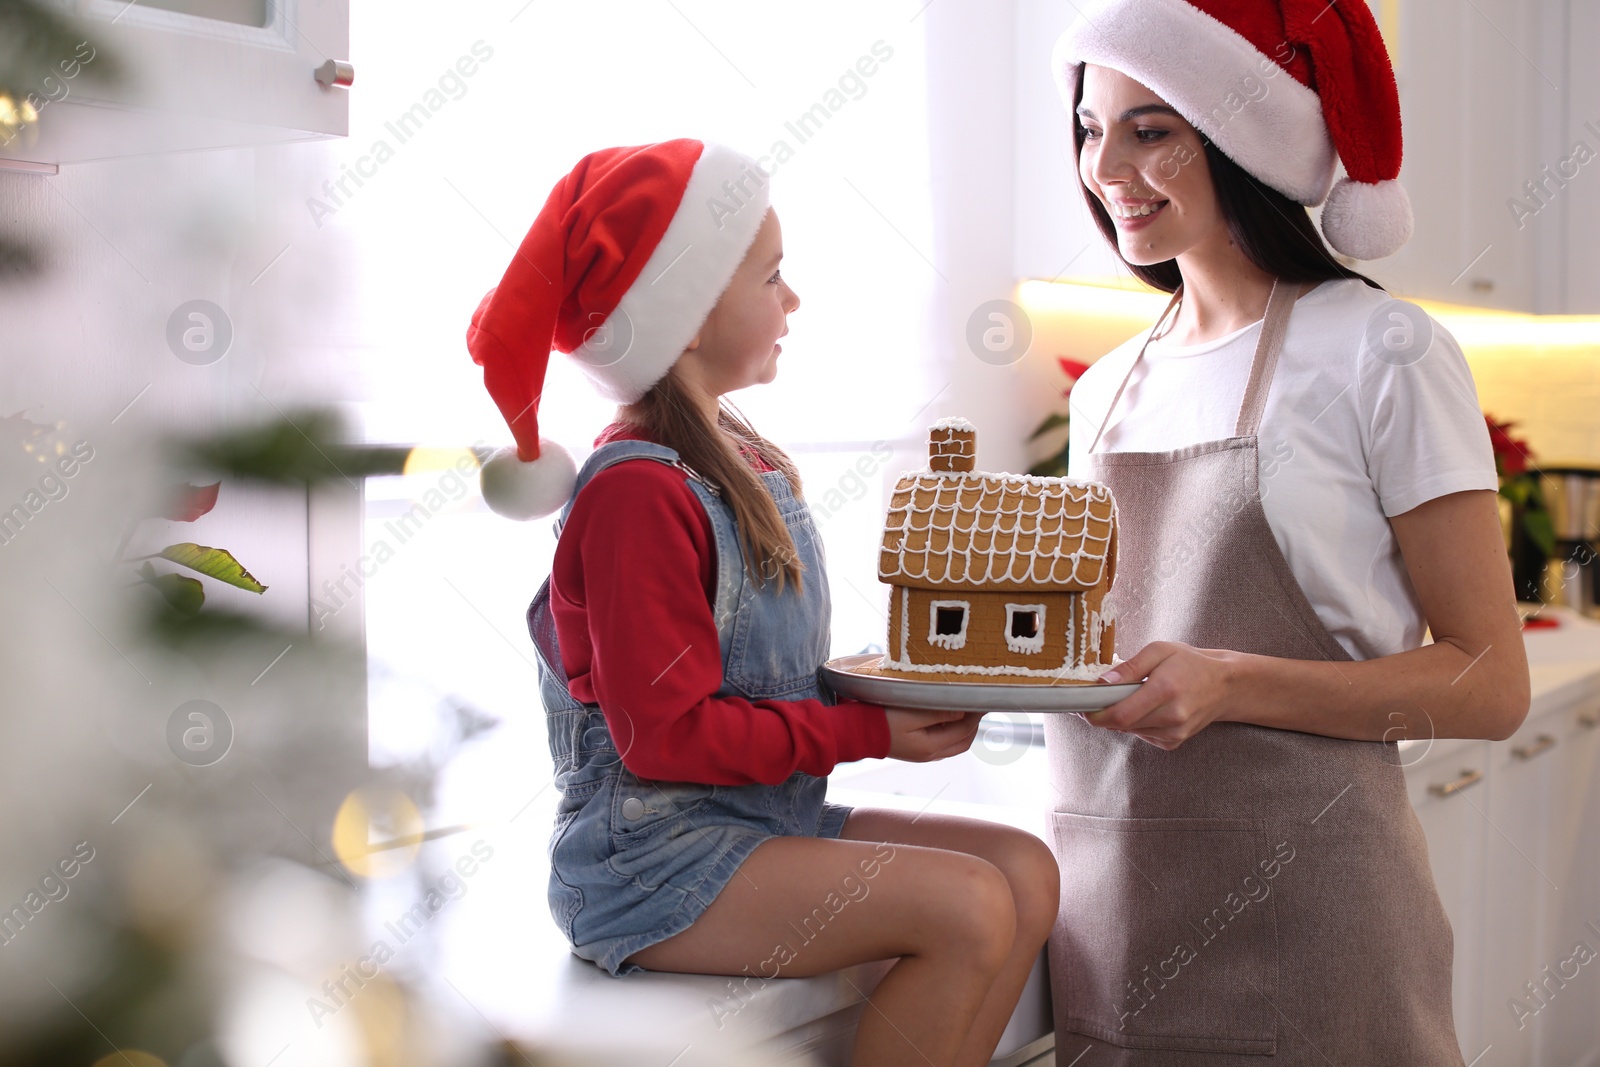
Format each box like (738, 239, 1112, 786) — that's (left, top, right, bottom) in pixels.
(1, 0, 349, 167)
(1407, 663, 1600, 1067)
(1408, 738, 1493, 1058)
(1563, 0, 1600, 316)
(1379, 0, 1600, 314)
(1536, 693, 1600, 1067)
(1482, 710, 1562, 1067)
(1386, 0, 1543, 312)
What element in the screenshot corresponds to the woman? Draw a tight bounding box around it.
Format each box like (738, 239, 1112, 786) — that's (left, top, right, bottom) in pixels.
(1044, 3, 1530, 1064)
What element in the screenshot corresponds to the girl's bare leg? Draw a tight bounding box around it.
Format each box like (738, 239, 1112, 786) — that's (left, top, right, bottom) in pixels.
(838, 809, 1061, 1067)
(625, 834, 1017, 1066)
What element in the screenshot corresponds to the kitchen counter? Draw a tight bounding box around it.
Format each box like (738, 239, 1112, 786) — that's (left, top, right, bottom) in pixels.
(1387, 607, 1600, 766)
(1523, 604, 1600, 671)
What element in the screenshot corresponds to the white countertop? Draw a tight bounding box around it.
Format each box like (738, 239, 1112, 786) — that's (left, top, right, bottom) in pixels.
(1524, 607, 1600, 708)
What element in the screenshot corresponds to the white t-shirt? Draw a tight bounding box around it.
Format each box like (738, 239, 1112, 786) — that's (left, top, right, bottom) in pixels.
(1067, 278, 1498, 662)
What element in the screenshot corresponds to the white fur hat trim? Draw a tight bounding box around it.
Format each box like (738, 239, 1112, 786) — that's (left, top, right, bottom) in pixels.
(479, 440, 578, 521)
(1321, 177, 1413, 261)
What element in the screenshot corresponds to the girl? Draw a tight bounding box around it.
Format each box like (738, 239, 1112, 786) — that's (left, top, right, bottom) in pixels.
(467, 138, 1060, 1067)
(1043, 3, 1530, 1065)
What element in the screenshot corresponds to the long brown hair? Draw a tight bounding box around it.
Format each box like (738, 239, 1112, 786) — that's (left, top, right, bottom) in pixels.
(621, 368, 806, 594)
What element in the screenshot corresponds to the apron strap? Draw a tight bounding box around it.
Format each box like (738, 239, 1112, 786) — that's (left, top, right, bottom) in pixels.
(1089, 286, 1183, 455)
(1088, 278, 1312, 453)
(1234, 278, 1309, 438)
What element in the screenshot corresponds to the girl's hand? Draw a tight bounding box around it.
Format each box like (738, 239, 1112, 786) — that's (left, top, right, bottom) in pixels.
(1083, 642, 1249, 750)
(883, 708, 985, 762)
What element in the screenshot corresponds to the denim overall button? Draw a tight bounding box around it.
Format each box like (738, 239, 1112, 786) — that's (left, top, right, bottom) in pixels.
(621, 796, 646, 820)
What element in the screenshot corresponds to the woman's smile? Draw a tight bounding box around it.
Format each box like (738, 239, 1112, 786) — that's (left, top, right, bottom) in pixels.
(1108, 197, 1171, 229)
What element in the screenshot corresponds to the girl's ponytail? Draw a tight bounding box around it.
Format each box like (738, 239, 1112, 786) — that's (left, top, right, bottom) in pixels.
(623, 369, 806, 594)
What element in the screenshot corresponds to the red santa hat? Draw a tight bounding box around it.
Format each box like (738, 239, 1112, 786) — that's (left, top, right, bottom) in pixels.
(1053, 0, 1412, 261)
(467, 138, 772, 519)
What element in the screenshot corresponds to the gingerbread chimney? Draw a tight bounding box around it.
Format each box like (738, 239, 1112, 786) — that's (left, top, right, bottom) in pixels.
(928, 418, 976, 473)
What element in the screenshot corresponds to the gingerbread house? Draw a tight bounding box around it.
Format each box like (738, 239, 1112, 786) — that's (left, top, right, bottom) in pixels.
(876, 419, 1117, 680)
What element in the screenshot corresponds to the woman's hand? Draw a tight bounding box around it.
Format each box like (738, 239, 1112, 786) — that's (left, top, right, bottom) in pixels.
(883, 708, 985, 762)
(1084, 642, 1248, 749)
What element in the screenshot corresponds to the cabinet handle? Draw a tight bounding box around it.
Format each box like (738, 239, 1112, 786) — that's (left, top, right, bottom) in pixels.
(1580, 712, 1599, 730)
(1428, 769, 1484, 798)
(315, 60, 355, 88)
(1512, 734, 1558, 761)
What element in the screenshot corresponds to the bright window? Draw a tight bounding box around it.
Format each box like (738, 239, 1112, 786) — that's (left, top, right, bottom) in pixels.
(347, 3, 944, 808)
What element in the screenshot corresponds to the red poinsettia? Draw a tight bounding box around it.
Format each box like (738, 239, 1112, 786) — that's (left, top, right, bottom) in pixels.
(162, 481, 221, 522)
(1485, 415, 1535, 477)
(1028, 356, 1095, 477)
(1058, 357, 1092, 397)
(1485, 413, 1555, 565)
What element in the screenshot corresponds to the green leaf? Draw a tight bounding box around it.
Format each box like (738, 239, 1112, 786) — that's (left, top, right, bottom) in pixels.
(157, 543, 268, 593)
(1522, 508, 1557, 558)
(0, 1, 127, 96)
(137, 562, 205, 616)
(1501, 478, 1532, 508)
(169, 409, 414, 484)
(1027, 412, 1071, 441)
(1027, 455, 1069, 478)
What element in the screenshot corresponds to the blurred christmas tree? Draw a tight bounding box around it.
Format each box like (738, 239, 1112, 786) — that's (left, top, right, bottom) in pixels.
(0, 0, 124, 279)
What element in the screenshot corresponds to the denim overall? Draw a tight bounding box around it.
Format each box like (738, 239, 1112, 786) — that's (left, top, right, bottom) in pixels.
(526, 439, 855, 977)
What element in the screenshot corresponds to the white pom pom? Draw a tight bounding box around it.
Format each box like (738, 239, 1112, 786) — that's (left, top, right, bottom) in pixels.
(479, 440, 577, 521)
(1321, 177, 1414, 261)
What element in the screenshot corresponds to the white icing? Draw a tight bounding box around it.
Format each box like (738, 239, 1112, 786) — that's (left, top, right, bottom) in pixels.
(930, 416, 976, 431)
(879, 655, 1115, 681)
(927, 599, 970, 650)
(900, 468, 1110, 490)
(898, 586, 910, 664)
(1003, 603, 1046, 654)
(1086, 604, 1108, 659)
(879, 471, 1115, 589)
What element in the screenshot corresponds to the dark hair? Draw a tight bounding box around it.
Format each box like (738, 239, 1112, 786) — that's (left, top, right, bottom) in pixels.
(1070, 68, 1384, 294)
(622, 367, 806, 593)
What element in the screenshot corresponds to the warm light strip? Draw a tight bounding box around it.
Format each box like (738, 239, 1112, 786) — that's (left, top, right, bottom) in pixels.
(1015, 278, 1170, 320)
(1407, 306, 1600, 349)
(1019, 278, 1600, 350)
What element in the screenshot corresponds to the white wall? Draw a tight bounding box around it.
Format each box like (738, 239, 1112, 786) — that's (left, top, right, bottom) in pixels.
(1011, 0, 1125, 288)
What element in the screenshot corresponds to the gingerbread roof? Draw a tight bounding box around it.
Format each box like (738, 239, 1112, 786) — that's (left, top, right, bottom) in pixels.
(878, 469, 1116, 592)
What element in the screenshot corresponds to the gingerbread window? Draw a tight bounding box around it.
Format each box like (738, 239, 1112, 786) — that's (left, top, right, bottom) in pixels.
(1004, 603, 1046, 654)
(928, 600, 970, 650)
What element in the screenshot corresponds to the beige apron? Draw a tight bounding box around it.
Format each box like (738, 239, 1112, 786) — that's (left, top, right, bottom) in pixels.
(1044, 279, 1463, 1065)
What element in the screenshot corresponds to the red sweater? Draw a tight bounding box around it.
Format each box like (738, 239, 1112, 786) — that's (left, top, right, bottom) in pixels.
(548, 424, 891, 786)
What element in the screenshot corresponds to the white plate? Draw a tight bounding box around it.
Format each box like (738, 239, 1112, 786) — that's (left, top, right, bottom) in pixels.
(820, 653, 1141, 714)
